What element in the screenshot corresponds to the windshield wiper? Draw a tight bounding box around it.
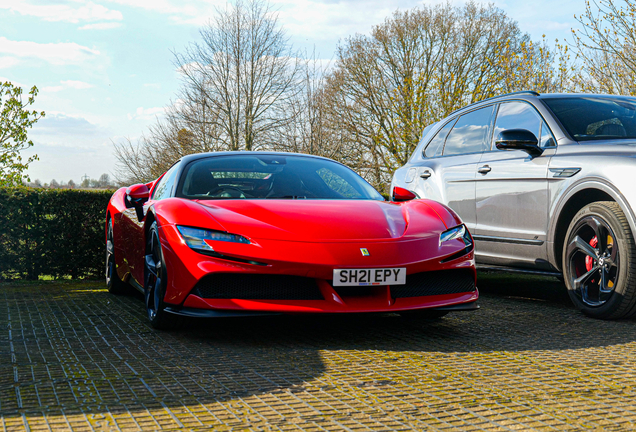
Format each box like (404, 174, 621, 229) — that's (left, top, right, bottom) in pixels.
(266, 195, 307, 199)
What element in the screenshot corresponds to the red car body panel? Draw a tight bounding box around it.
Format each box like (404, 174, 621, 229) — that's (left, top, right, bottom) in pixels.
(106, 155, 477, 317)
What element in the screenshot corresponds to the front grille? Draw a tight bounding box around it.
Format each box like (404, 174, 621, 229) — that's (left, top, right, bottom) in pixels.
(390, 269, 475, 298)
(191, 273, 324, 300)
(332, 286, 380, 298)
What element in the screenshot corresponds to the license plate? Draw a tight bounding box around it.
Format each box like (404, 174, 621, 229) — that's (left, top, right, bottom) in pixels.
(333, 268, 406, 286)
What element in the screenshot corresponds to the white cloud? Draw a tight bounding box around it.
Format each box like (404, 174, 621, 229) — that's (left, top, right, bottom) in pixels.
(0, 76, 22, 86)
(41, 80, 94, 93)
(127, 106, 166, 120)
(143, 83, 161, 89)
(104, 0, 210, 19)
(101, 0, 426, 31)
(0, 37, 101, 66)
(31, 112, 101, 139)
(42, 85, 65, 93)
(79, 22, 123, 30)
(62, 80, 94, 89)
(274, 0, 423, 41)
(0, 56, 20, 69)
(0, 1, 123, 24)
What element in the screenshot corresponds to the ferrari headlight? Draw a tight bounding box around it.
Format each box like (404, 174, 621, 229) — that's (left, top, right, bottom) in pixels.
(440, 224, 472, 247)
(177, 226, 250, 252)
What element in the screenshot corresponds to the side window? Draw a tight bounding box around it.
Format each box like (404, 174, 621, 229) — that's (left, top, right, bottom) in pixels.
(492, 102, 548, 150)
(539, 121, 556, 147)
(152, 164, 179, 200)
(424, 118, 457, 158)
(443, 106, 494, 156)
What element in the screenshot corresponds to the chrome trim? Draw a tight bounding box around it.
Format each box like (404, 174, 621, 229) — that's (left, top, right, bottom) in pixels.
(472, 235, 544, 246)
(477, 165, 491, 174)
(549, 168, 581, 178)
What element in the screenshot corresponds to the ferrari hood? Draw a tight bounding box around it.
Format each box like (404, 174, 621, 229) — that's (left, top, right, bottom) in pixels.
(192, 199, 446, 242)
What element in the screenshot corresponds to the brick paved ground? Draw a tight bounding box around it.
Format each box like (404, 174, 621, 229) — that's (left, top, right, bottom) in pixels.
(1, 273, 636, 431)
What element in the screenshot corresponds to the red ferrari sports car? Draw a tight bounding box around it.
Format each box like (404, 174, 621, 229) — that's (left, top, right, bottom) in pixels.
(106, 152, 478, 329)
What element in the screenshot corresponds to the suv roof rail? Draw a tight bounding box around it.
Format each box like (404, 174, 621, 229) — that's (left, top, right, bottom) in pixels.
(449, 90, 541, 115)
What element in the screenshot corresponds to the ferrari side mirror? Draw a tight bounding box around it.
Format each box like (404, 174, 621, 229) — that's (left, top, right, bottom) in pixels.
(392, 186, 417, 202)
(126, 184, 150, 221)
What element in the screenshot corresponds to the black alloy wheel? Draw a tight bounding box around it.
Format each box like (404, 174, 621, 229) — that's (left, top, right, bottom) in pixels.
(106, 219, 128, 294)
(563, 201, 636, 319)
(144, 221, 184, 330)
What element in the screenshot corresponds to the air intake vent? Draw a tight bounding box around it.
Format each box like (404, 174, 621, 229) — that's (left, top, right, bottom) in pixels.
(390, 269, 475, 298)
(191, 273, 323, 300)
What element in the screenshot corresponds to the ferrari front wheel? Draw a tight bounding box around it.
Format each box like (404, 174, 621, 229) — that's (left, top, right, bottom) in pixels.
(144, 222, 184, 330)
(106, 218, 129, 295)
(563, 201, 636, 319)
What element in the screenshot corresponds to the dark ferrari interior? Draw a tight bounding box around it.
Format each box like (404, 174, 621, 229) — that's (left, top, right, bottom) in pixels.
(177, 155, 384, 200)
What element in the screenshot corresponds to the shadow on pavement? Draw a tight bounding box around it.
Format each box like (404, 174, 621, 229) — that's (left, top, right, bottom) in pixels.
(1, 274, 635, 425)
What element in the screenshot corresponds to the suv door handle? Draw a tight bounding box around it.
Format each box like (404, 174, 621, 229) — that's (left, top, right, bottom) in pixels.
(420, 170, 432, 179)
(477, 165, 491, 174)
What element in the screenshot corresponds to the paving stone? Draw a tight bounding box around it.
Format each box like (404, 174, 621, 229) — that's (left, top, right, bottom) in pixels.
(1, 274, 636, 430)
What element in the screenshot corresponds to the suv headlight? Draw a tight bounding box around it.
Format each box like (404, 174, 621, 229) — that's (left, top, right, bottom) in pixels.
(439, 224, 472, 247)
(177, 226, 250, 253)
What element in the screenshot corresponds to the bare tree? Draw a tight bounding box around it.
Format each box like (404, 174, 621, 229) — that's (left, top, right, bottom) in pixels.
(113, 136, 158, 184)
(113, 97, 226, 184)
(114, 0, 575, 190)
(114, 0, 302, 183)
(570, 0, 636, 95)
(320, 1, 565, 192)
(174, 0, 301, 151)
(97, 173, 111, 188)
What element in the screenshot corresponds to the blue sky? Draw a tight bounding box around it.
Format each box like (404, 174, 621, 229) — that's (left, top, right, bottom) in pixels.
(0, 0, 584, 184)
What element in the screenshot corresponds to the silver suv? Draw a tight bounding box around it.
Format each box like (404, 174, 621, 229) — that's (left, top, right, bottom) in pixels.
(391, 91, 636, 319)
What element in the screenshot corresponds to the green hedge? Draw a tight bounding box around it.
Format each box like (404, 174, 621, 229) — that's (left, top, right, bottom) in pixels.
(0, 188, 114, 280)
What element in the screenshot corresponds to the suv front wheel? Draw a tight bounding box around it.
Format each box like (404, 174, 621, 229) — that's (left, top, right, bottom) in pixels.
(563, 201, 636, 319)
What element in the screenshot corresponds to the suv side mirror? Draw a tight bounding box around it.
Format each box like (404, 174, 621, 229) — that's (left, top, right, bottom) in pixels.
(125, 184, 150, 221)
(495, 129, 543, 157)
(392, 186, 417, 202)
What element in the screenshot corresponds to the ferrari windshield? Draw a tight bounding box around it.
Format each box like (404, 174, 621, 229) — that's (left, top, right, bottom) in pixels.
(543, 96, 636, 141)
(177, 154, 384, 200)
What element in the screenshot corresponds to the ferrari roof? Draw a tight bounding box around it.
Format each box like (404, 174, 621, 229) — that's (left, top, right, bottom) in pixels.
(179, 151, 336, 166)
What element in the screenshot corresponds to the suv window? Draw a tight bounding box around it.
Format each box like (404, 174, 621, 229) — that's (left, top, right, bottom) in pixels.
(152, 163, 179, 200)
(492, 101, 554, 149)
(543, 96, 636, 141)
(424, 118, 457, 158)
(492, 102, 556, 150)
(443, 106, 494, 156)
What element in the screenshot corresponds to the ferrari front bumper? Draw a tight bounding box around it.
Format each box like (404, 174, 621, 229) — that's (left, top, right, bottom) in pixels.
(158, 223, 478, 314)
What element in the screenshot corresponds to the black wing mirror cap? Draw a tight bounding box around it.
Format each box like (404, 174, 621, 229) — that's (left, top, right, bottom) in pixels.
(495, 129, 543, 157)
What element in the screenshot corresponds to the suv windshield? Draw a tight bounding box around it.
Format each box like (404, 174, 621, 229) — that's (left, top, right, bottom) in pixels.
(177, 154, 384, 201)
(543, 96, 636, 141)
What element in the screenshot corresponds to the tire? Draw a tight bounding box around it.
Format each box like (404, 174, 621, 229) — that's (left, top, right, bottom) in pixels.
(562, 201, 636, 319)
(106, 218, 130, 295)
(144, 221, 185, 330)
